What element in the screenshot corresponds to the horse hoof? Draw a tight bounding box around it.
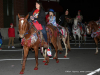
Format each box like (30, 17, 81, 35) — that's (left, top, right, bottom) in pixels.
(43, 60, 46, 63)
(19, 72, 24, 74)
(44, 63, 48, 65)
(68, 50, 71, 52)
(34, 67, 38, 70)
(64, 56, 67, 58)
(95, 53, 98, 55)
(56, 60, 59, 63)
(53, 57, 55, 59)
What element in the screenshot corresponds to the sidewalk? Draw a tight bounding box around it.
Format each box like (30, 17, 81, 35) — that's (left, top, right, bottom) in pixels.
(1, 38, 22, 49)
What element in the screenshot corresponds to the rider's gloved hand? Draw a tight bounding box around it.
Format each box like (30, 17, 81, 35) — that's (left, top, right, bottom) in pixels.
(30, 16, 34, 20)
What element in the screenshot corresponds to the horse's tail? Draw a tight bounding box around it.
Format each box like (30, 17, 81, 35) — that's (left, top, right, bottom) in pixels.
(66, 27, 71, 50)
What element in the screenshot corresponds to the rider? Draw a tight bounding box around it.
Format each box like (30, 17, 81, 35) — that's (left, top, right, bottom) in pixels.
(28, 1, 48, 45)
(45, 9, 55, 24)
(76, 10, 83, 26)
(76, 10, 84, 31)
(59, 9, 72, 38)
(48, 9, 61, 32)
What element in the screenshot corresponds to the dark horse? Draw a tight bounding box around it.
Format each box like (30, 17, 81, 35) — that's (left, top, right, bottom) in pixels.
(86, 21, 100, 54)
(18, 14, 59, 74)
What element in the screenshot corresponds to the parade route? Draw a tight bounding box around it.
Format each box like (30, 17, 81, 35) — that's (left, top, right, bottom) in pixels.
(0, 37, 100, 75)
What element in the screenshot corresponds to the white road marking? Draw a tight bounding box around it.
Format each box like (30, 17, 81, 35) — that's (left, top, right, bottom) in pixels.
(70, 43, 98, 44)
(71, 40, 93, 41)
(0, 48, 99, 52)
(0, 58, 70, 61)
(0, 49, 23, 51)
(69, 48, 100, 49)
(87, 68, 100, 75)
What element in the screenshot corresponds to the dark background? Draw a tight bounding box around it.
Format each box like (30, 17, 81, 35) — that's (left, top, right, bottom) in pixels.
(59, 0, 100, 22)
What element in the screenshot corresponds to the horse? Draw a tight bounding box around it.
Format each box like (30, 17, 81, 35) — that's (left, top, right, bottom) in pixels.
(86, 21, 100, 54)
(72, 18, 86, 47)
(18, 14, 60, 74)
(42, 24, 71, 62)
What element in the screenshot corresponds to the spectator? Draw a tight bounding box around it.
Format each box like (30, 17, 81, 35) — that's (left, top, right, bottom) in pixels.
(0, 28, 2, 50)
(8, 23, 15, 48)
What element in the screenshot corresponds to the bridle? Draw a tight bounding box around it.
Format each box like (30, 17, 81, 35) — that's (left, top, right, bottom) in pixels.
(19, 18, 32, 36)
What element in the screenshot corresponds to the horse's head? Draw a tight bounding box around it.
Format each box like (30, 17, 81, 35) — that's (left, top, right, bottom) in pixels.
(18, 14, 29, 38)
(74, 18, 78, 27)
(86, 21, 93, 34)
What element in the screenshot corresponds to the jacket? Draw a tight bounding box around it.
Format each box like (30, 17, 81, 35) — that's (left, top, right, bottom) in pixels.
(29, 8, 46, 26)
(59, 14, 71, 25)
(8, 27, 15, 37)
(0, 39, 2, 44)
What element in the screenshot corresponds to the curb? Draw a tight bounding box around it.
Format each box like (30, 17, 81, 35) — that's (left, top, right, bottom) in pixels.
(1, 43, 21, 48)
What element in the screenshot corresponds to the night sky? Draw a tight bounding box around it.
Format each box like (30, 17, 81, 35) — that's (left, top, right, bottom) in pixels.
(59, 0, 100, 22)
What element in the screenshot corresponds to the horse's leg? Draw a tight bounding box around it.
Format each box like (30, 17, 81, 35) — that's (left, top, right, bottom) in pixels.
(62, 37, 68, 58)
(81, 35, 82, 44)
(84, 32, 86, 45)
(83, 34, 85, 45)
(43, 49, 47, 62)
(34, 46, 39, 70)
(44, 48, 50, 65)
(20, 46, 29, 74)
(52, 39, 59, 63)
(44, 55, 49, 65)
(42, 47, 46, 62)
(94, 38, 98, 54)
(73, 34, 76, 46)
(53, 53, 56, 59)
(78, 34, 81, 48)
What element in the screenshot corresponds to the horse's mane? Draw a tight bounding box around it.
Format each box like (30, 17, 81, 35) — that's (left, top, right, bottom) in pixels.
(89, 20, 99, 28)
(74, 18, 78, 25)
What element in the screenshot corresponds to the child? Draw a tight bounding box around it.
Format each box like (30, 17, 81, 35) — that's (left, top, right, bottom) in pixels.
(48, 9, 61, 32)
(0, 28, 2, 50)
(8, 23, 15, 48)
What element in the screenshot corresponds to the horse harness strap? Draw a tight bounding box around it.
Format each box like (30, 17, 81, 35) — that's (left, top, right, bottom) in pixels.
(73, 25, 79, 30)
(91, 28, 100, 38)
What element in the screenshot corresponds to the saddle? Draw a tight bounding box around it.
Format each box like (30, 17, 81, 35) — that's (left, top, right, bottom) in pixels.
(79, 26, 82, 31)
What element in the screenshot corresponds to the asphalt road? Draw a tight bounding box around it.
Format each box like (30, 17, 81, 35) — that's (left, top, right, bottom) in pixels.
(0, 36, 100, 75)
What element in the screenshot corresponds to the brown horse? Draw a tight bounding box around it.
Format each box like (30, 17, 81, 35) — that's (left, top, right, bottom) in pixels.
(18, 14, 59, 74)
(86, 21, 100, 54)
(42, 26, 71, 62)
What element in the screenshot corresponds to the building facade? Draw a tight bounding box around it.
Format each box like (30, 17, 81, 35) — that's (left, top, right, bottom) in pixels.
(0, 0, 27, 28)
(0, 0, 62, 28)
